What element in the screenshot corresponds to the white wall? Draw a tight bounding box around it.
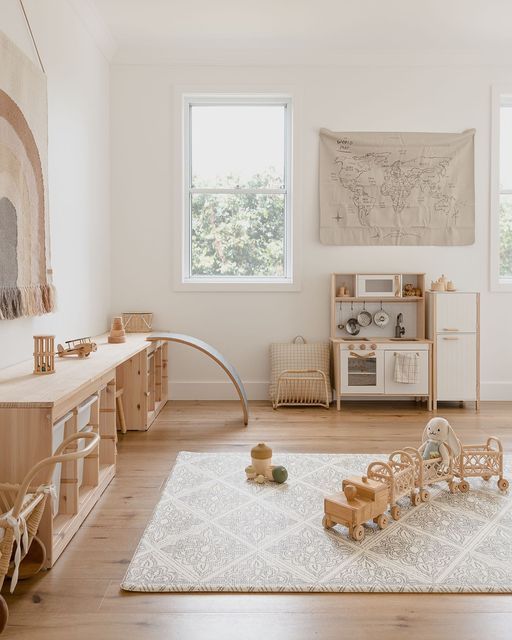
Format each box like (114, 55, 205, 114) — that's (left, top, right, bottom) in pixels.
(110, 63, 512, 401)
(0, 0, 110, 367)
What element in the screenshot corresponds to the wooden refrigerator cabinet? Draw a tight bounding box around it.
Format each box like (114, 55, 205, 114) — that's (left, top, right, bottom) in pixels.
(426, 291, 480, 410)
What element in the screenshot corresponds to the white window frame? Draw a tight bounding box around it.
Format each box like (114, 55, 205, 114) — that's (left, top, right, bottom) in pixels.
(174, 91, 299, 292)
(490, 85, 512, 292)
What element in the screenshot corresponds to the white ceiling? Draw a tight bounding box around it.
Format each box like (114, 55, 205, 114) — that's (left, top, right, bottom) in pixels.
(88, 0, 512, 65)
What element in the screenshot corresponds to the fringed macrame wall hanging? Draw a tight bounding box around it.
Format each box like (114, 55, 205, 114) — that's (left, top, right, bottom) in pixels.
(0, 1, 56, 320)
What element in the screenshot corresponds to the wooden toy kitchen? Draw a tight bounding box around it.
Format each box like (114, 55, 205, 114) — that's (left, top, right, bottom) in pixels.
(330, 273, 480, 411)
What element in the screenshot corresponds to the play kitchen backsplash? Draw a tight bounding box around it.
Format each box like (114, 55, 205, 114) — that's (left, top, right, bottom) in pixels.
(331, 272, 426, 340)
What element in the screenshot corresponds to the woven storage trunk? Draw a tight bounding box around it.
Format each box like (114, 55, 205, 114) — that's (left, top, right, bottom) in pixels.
(122, 313, 153, 333)
(270, 338, 331, 408)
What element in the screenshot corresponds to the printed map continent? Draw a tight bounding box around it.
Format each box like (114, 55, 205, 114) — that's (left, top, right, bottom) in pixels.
(331, 148, 460, 242)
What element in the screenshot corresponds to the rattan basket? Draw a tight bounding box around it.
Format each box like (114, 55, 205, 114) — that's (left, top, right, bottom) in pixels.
(122, 313, 153, 333)
(270, 337, 331, 409)
(0, 432, 100, 635)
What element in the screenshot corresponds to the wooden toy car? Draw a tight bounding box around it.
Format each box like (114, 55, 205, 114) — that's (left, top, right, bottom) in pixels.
(400, 438, 509, 496)
(454, 437, 509, 493)
(57, 337, 97, 359)
(323, 475, 389, 541)
(367, 450, 419, 520)
(403, 446, 458, 498)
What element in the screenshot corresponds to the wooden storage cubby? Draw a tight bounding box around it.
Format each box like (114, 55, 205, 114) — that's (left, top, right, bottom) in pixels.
(115, 341, 168, 430)
(0, 334, 168, 567)
(50, 376, 116, 565)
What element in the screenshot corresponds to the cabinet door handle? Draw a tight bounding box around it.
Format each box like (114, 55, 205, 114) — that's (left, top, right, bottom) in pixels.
(442, 337, 459, 341)
(349, 351, 376, 359)
(443, 328, 460, 332)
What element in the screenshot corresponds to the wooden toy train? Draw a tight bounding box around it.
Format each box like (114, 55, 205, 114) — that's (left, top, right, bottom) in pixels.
(324, 419, 509, 541)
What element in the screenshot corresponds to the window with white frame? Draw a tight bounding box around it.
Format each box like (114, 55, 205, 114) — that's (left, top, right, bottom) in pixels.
(491, 88, 512, 290)
(182, 96, 292, 284)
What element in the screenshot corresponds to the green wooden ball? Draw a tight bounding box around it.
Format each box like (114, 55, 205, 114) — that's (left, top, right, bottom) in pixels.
(272, 465, 288, 484)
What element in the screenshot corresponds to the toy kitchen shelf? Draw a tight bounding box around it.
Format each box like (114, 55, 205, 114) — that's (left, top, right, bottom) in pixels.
(330, 273, 432, 411)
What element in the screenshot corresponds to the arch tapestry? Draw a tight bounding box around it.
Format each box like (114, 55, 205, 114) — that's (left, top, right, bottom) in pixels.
(0, 31, 55, 319)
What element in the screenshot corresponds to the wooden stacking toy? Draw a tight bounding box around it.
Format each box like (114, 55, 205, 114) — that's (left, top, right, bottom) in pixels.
(108, 316, 126, 343)
(245, 442, 288, 484)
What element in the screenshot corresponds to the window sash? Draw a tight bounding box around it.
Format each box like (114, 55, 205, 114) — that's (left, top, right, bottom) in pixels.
(491, 86, 512, 290)
(190, 188, 286, 195)
(183, 95, 292, 284)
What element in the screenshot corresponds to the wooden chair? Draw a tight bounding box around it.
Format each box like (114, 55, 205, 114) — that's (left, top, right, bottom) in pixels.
(0, 431, 100, 634)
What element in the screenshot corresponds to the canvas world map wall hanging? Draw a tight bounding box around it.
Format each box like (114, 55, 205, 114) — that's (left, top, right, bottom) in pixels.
(0, 30, 55, 319)
(319, 128, 475, 246)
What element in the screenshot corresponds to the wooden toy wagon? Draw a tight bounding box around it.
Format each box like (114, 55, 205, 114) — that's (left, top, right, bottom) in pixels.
(323, 475, 389, 541)
(366, 450, 418, 520)
(398, 446, 458, 500)
(453, 437, 509, 493)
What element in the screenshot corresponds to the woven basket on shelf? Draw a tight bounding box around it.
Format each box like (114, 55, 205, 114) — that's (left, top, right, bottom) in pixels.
(122, 313, 153, 333)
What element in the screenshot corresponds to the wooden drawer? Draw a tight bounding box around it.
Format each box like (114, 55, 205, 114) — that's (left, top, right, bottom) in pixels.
(435, 293, 477, 334)
(436, 334, 477, 400)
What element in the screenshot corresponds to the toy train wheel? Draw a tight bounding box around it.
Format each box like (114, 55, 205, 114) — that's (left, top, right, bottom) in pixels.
(411, 492, 421, 507)
(448, 480, 458, 494)
(351, 525, 365, 542)
(391, 505, 401, 520)
(0, 595, 7, 634)
(420, 490, 430, 502)
(498, 478, 510, 492)
(458, 480, 470, 493)
(376, 514, 389, 530)
(322, 515, 333, 529)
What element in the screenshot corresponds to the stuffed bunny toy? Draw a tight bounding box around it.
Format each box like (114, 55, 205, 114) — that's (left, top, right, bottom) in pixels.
(418, 417, 461, 467)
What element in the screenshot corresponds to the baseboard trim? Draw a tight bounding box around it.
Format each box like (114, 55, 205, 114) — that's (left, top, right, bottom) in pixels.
(168, 381, 512, 402)
(480, 382, 512, 401)
(168, 381, 269, 401)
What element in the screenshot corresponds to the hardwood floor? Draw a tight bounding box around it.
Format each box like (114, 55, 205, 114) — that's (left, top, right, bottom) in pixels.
(3, 400, 512, 639)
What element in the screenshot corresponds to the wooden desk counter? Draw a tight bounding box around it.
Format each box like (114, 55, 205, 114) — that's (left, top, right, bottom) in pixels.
(0, 333, 158, 413)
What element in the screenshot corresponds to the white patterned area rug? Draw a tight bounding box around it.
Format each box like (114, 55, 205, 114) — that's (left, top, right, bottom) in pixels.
(122, 452, 512, 593)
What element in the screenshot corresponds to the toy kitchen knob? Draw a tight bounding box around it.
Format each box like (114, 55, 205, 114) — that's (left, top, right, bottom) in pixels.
(348, 344, 355, 350)
(359, 343, 366, 350)
(370, 343, 377, 350)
